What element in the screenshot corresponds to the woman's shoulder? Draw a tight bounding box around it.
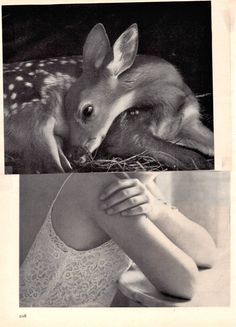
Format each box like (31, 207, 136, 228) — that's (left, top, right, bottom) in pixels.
(51, 173, 112, 251)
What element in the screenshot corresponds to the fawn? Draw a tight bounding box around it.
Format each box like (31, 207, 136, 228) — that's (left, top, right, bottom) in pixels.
(4, 23, 214, 173)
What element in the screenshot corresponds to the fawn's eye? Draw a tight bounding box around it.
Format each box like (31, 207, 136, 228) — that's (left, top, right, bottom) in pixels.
(82, 105, 94, 119)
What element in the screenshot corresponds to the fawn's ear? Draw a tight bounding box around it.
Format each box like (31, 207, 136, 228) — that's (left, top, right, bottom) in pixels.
(83, 23, 111, 71)
(107, 24, 138, 77)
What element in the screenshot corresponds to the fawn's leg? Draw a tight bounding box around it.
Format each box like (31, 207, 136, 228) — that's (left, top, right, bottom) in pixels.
(126, 82, 214, 159)
(55, 136, 73, 172)
(176, 121, 214, 157)
(30, 116, 73, 173)
(5, 106, 71, 173)
(101, 116, 213, 170)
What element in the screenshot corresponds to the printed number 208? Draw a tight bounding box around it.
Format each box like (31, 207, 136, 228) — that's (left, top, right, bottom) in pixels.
(19, 314, 27, 318)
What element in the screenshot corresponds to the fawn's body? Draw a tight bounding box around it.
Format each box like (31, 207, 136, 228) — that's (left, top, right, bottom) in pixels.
(4, 24, 214, 173)
(4, 57, 81, 172)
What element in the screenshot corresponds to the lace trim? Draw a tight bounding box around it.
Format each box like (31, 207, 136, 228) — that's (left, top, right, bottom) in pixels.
(20, 174, 133, 307)
(20, 209, 132, 307)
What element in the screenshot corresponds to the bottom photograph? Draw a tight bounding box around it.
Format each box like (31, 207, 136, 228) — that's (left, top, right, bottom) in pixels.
(20, 171, 230, 307)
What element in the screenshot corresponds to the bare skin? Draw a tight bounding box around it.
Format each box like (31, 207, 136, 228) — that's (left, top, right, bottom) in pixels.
(51, 173, 216, 299)
(100, 172, 217, 268)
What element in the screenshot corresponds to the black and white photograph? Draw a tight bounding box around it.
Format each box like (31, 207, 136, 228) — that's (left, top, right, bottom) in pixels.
(20, 171, 230, 307)
(3, 1, 214, 174)
(0, 0, 234, 326)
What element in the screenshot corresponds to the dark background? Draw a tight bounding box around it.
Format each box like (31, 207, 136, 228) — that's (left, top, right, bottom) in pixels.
(2, 1, 213, 128)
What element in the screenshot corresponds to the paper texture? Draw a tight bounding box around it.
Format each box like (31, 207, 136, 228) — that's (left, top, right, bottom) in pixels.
(0, 0, 235, 326)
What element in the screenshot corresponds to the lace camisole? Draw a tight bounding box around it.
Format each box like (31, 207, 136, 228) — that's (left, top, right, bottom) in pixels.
(20, 176, 132, 307)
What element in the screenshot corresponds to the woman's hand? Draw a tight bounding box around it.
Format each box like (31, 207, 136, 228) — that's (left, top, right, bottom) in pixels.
(100, 178, 162, 220)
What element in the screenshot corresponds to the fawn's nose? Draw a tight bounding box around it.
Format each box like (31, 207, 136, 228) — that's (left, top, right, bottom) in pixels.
(68, 145, 92, 165)
(69, 136, 105, 164)
(69, 145, 86, 159)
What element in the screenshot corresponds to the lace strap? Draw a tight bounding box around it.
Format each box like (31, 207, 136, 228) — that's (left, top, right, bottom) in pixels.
(49, 173, 73, 211)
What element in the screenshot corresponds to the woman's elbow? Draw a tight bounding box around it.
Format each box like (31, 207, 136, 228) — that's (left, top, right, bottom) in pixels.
(177, 260, 199, 300)
(197, 239, 218, 269)
(159, 258, 199, 300)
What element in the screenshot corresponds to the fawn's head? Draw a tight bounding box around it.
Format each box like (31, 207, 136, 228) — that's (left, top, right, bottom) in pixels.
(64, 23, 139, 159)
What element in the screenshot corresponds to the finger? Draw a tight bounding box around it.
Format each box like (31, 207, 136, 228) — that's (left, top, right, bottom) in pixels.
(121, 203, 150, 216)
(100, 178, 140, 200)
(101, 185, 143, 209)
(105, 194, 148, 215)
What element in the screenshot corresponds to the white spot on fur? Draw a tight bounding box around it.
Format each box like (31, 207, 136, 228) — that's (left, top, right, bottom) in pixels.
(69, 59, 77, 64)
(60, 60, 68, 64)
(44, 75, 57, 85)
(8, 84, 15, 90)
(25, 62, 33, 67)
(16, 76, 24, 81)
(11, 108, 18, 115)
(25, 82, 33, 88)
(11, 93, 17, 100)
(4, 69, 15, 73)
(22, 102, 33, 108)
(40, 73, 75, 98)
(4, 94, 7, 99)
(4, 107, 9, 116)
(11, 103, 18, 110)
(32, 98, 40, 102)
(28, 72, 35, 76)
(39, 63, 45, 67)
(37, 69, 49, 75)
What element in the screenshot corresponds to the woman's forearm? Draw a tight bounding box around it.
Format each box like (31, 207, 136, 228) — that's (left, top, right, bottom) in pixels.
(145, 180, 217, 268)
(93, 209, 199, 299)
(99, 174, 216, 271)
(150, 203, 217, 268)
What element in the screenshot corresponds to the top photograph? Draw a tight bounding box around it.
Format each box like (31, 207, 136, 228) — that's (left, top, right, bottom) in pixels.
(3, 1, 214, 174)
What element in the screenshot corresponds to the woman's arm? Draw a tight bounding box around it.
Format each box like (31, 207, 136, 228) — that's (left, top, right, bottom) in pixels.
(146, 180, 217, 268)
(150, 205, 217, 268)
(79, 174, 198, 300)
(100, 177, 217, 268)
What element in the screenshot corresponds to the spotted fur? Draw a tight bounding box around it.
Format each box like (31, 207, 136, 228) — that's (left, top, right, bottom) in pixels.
(4, 25, 214, 173)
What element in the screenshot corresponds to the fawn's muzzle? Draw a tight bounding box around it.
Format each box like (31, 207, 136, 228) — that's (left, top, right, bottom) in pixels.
(84, 136, 105, 153)
(69, 135, 105, 163)
(68, 145, 88, 163)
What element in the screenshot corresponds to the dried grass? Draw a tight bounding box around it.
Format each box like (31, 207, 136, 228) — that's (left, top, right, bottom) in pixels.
(71, 152, 168, 172)
(5, 150, 214, 174)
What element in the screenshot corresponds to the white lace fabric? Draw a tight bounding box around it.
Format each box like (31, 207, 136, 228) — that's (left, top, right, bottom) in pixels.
(20, 178, 132, 307)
